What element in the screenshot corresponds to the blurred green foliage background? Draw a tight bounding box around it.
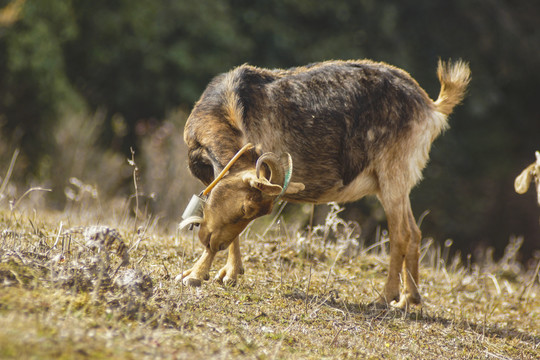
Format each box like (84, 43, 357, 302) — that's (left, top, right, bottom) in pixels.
(0, 0, 538, 258)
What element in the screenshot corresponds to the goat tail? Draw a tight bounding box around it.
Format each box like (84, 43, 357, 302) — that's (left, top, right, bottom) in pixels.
(434, 59, 471, 116)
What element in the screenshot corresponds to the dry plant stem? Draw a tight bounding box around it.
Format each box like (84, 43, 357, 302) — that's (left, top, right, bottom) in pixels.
(262, 201, 288, 238)
(278, 220, 284, 289)
(419, 238, 434, 263)
(307, 204, 315, 245)
(330, 328, 343, 347)
(416, 209, 430, 229)
(305, 263, 313, 315)
(520, 259, 540, 300)
(191, 228, 195, 255)
(279, 215, 291, 243)
(323, 247, 344, 293)
(0, 148, 19, 199)
(48, 222, 63, 255)
(303, 204, 315, 314)
(11, 187, 52, 211)
(180, 243, 186, 300)
(129, 147, 140, 229)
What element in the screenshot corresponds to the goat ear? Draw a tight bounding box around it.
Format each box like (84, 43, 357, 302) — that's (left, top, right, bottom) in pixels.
(242, 172, 283, 196)
(285, 182, 305, 194)
(514, 163, 534, 194)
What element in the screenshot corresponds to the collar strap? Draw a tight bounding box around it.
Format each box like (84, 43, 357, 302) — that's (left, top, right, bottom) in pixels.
(201, 143, 254, 198)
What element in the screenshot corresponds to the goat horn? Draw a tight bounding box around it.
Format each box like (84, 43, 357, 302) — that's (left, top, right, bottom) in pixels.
(179, 216, 203, 230)
(256, 152, 286, 186)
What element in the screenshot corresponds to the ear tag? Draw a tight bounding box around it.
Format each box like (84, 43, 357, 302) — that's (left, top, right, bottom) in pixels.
(181, 194, 205, 230)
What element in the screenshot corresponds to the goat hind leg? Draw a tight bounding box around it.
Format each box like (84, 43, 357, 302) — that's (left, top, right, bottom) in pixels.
(394, 203, 422, 309)
(376, 196, 410, 306)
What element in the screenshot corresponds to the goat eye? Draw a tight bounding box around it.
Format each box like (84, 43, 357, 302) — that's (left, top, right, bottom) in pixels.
(241, 205, 246, 215)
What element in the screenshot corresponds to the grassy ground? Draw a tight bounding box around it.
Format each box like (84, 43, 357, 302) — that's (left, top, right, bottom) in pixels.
(0, 206, 539, 360)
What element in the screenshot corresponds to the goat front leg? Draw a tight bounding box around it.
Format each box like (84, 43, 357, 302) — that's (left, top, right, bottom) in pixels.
(215, 236, 244, 286)
(179, 249, 216, 287)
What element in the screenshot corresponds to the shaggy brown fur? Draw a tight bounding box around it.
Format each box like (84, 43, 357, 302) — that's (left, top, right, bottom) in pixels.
(182, 59, 470, 308)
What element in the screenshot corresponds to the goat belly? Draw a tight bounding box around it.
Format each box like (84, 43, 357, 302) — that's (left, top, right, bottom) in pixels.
(322, 172, 379, 203)
(282, 170, 378, 204)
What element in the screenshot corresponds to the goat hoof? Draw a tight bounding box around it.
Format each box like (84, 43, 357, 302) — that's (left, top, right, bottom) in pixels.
(391, 298, 410, 311)
(214, 264, 242, 286)
(214, 272, 238, 286)
(391, 293, 421, 310)
(370, 291, 400, 309)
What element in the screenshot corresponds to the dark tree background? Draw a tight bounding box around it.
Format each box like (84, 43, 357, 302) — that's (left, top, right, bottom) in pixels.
(0, 0, 538, 258)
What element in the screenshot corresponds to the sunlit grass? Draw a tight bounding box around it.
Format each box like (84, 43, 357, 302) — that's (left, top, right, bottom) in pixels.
(0, 202, 538, 359)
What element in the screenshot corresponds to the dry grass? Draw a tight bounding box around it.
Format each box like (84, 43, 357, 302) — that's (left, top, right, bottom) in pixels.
(0, 202, 539, 360)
